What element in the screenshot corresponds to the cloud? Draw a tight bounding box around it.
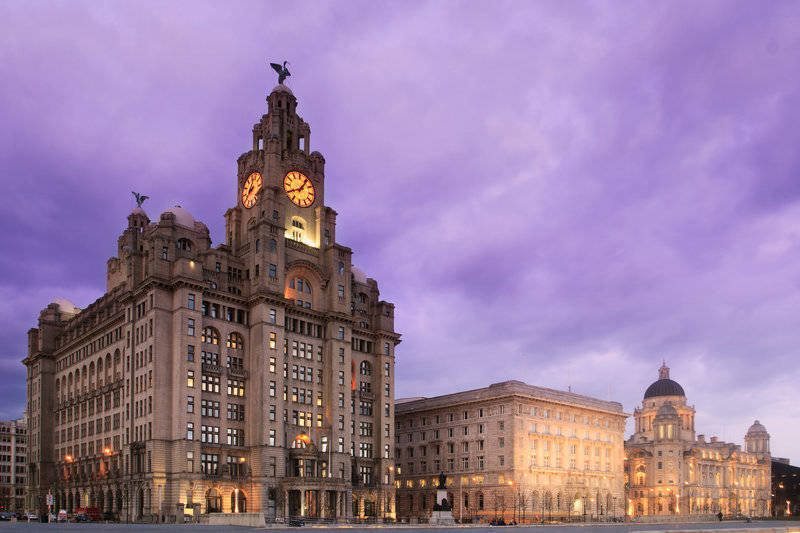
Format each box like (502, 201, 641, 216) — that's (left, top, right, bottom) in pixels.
(1, 1, 799, 459)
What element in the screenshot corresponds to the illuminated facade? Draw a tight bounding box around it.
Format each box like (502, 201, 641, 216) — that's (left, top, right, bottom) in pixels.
(625, 363, 771, 518)
(23, 82, 399, 523)
(394, 381, 627, 523)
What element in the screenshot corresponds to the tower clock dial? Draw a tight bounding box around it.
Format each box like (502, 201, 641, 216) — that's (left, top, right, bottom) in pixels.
(241, 172, 263, 209)
(283, 171, 315, 207)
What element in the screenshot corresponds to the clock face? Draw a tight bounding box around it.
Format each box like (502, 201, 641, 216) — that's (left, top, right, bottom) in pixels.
(283, 171, 316, 207)
(241, 172, 263, 209)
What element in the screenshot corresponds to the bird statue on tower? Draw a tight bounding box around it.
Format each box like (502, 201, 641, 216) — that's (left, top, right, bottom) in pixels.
(132, 191, 149, 208)
(270, 60, 291, 85)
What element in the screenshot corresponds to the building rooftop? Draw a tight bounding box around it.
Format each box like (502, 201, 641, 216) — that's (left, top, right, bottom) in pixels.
(396, 379, 625, 416)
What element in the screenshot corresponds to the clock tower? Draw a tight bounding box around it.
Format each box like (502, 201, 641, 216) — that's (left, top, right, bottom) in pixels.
(226, 84, 328, 254)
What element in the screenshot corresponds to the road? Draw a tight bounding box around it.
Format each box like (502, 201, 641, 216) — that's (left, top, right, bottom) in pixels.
(0, 520, 799, 532)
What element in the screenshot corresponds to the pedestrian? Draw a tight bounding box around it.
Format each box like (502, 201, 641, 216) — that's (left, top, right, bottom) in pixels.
(717, 511, 723, 522)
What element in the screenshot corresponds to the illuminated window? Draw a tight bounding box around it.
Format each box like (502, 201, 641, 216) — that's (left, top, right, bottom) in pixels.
(226, 332, 244, 350)
(201, 327, 219, 345)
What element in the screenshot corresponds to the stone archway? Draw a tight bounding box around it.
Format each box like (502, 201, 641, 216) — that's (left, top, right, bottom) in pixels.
(206, 488, 222, 513)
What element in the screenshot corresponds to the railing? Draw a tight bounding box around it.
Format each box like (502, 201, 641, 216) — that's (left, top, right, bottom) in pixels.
(285, 238, 319, 257)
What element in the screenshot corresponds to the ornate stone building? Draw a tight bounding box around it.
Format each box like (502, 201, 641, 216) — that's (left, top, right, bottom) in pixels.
(23, 81, 400, 523)
(625, 363, 771, 518)
(395, 381, 628, 523)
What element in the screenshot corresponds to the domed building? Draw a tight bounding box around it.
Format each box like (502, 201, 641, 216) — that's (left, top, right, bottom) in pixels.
(625, 363, 771, 519)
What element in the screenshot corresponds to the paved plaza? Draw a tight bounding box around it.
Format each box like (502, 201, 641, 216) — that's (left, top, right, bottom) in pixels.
(0, 521, 798, 533)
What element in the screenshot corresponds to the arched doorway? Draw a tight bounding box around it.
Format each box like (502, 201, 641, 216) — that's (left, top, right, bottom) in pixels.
(97, 490, 104, 513)
(137, 488, 145, 519)
(231, 489, 247, 513)
(206, 488, 222, 513)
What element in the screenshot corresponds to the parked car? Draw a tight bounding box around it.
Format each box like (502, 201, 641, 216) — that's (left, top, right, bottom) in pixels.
(74, 513, 90, 522)
(74, 506, 102, 521)
(57, 510, 68, 522)
(25, 512, 39, 522)
(0, 511, 13, 521)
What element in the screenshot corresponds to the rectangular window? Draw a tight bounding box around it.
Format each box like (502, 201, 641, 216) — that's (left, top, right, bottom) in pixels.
(269, 308, 277, 324)
(268, 429, 276, 446)
(187, 370, 195, 388)
(269, 332, 277, 349)
(186, 451, 194, 472)
(187, 396, 194, 413)
(227, 379, 245, 397)
(227, 403, 245, 421)
(200, 453, 218, 475)
(186, 422, 194, 440)
(201, 374, 220, 393)
(269, 356, 276, 373)
(187, 345, 195, 362)
(200, 400, 220, 418)
(187, 293, 195, 310)
(187, 319, 195, 337)
(227, 428, 245, 446)
(200, 425, 220, 444)
(337, 327, 345, 340)
(269, 264, 277, 279)
(269, 381, 276, 398)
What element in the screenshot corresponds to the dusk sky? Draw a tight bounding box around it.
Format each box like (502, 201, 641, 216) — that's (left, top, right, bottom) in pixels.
(1, 2, 799, 460)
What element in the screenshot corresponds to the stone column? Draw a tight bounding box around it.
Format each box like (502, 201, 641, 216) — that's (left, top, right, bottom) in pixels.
(300, 489, 305, 517)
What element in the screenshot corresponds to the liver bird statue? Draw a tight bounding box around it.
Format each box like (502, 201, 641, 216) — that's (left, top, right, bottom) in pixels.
(270, 60, 291, 85)
(132, 191, 149, 208)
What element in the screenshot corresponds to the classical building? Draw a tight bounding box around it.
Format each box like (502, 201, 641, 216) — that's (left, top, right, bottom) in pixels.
(0, 418, 27, 512)
(23, 80, 400, 523)
(394, 380, 628, 523)
(625, 363, 771, 518)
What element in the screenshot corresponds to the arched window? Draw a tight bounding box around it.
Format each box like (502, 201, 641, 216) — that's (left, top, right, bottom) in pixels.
(226, 332, 244, 350)
(289, 277, 312, 294)
(202, 327, 220, 345)
(176, 238, 193, 251)
(206, 488, 222, 513)
(359, 361, 372, 376)
(338, 261, 345, 275)
(269, 239, 277, 252)
(231, 490, 247, 513)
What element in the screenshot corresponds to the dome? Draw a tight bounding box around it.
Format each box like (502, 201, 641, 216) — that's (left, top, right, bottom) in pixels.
(643, 362, 685, 399)
(644, 379, 685, 399)
(746, 420, 769, 436)
(161, 205, 195, 228)
(271, 84, 294, 96)
(52, 298, 80, 316)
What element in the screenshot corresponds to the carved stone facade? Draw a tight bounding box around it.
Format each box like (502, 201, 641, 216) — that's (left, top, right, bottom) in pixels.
(395, 381, 627, 523)
(625, 363, 771, 518)
(23, 83, 399, 522)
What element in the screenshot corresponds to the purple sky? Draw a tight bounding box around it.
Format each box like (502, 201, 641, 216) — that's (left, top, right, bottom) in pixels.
(2, 2, 799, 460)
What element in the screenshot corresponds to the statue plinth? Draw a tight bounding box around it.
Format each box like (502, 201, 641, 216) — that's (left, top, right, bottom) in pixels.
(429, 488, 456, 525)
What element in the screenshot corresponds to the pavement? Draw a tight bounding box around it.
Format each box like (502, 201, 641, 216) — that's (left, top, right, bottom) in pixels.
(0, 521, 798, 533)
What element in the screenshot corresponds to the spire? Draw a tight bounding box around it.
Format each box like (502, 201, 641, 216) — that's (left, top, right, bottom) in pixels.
(658, 361, 670, 380)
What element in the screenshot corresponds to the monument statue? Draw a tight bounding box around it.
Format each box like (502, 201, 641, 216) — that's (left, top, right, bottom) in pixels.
(438, 471, 447, 489)
(132, 191, 149, 208)
(270, 60, 291, 85)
